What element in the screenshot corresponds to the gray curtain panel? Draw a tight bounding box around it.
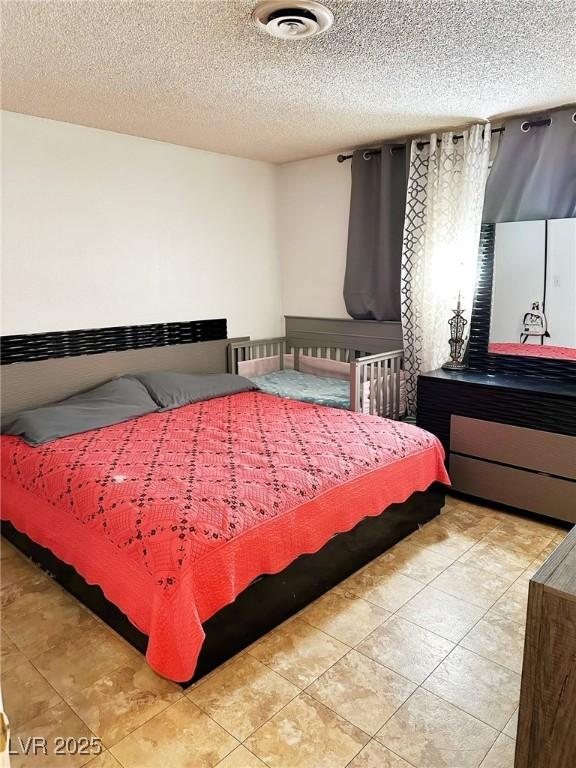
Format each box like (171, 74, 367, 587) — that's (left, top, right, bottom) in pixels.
(483, 105, 576, 223)
(344, 145, 408, 321)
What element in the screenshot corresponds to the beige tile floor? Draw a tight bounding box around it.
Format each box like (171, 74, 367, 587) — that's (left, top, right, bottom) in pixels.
(0, 495, 568, 768)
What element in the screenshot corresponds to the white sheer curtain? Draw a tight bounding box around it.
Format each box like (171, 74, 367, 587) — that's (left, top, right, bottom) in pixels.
(400, 123, 491, 415)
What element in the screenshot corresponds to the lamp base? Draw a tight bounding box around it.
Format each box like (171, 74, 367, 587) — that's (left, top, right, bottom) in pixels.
(442, 360, 467, 371)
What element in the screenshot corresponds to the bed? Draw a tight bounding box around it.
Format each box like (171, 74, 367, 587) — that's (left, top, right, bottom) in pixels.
(1, 320, 448, 684)
(228, 337, 406, 419)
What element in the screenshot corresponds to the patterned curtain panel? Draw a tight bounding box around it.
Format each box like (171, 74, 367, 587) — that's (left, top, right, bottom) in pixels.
(401, 124, 491, 415)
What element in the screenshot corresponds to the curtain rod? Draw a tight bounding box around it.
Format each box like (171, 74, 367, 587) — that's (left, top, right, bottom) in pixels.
(336, 118, 552, 162)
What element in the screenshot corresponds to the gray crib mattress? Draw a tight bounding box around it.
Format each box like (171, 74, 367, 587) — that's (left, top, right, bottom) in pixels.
(249, 370, 350, 409)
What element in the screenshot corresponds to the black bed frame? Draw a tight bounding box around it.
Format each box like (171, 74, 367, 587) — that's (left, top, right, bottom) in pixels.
(1, 318, 445, 685)
(2, 488, 443, 686)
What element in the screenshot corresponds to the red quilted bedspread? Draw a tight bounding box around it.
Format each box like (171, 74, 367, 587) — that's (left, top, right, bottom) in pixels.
(1, 391, 448, 681)
(489, 342, 576, 360)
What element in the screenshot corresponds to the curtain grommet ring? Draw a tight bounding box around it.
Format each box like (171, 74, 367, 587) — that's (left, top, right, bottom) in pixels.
(416, 141, 424, 150)
(362, 150, 372, 161)
(520, 121, 531, 133)
(452, 135, 459, 144)
(572, 112, 576, 124)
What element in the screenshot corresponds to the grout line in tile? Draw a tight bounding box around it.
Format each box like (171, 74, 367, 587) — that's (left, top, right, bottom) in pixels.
(416, 600, 518, 680)
(337, 574, 428, 612)
(27, 649, 141, 709)
(455, 632, 525, 678)
(428, 585, 502, 612)
(375, 538, 527, 730)
(373, 684, 497, 763)
(5, 500, 553, 765)
(248, 642, 380, 744)
(302, 644, 417, 734)
(313, 631, 470, 744)
(81, 749, 114, 768)
(65, 677, 182, 751)
(187, 659, 303, 747)
(351, 635, 447, 692)
(344, 739, 420, 768)
(242, 688, 302, 745)
(295, 601, 392, 649)
(3, 656, 68, 729)
(1, 624, 18, 647)
(99, 751, 123, 768)
(406, 529, 481, 563)
(245, 624, 346, 692)
(10, 697, 99, 754)
(408, 626, 522, 737)
(241, 687, 371, 760)
(388, 684, 503, 757)
(353, 591, 498, 725)
(418, 662, 519, 735)
(238, 744, 275, 768)
(191, 648, 308, 744)
(107, 696, 244, 767)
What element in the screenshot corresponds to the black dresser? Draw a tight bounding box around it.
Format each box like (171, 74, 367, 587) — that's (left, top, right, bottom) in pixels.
(417, 369, 576, 523)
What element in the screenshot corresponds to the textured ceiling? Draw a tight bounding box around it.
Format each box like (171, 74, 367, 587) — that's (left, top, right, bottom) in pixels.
(2, 0, 575, 163)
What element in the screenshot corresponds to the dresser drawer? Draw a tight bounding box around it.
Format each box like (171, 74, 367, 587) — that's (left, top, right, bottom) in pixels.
(450, 415, 576, 480)
(449, 454, 576, 523)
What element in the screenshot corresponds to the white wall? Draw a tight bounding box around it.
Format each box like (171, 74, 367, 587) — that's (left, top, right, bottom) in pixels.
(546, 218, 576, 347)
(490, 221, 546, 344)
(491, 219, 576, 348)
(1, 111, 282, 338)
(277, 154, 351, 318)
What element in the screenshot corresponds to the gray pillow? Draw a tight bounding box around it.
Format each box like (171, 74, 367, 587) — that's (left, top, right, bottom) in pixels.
(1, 377, 159, 446)
(129, 371, 257, 410)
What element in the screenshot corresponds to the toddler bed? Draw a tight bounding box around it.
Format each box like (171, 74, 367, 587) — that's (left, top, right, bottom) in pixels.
(228, 337, 406, 419)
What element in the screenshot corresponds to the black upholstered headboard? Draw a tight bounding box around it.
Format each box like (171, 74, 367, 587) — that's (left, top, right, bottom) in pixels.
(0, 318, 244, 414)
(1, 318, 227, 365)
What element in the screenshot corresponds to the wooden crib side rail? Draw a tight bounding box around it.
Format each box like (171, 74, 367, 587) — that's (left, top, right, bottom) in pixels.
(229, 340, 404, 419)
(290, 344, 359, 369)
(229, 338, 375, 373)
(351, 349, 404, 419)
(227, 337, 288, 373)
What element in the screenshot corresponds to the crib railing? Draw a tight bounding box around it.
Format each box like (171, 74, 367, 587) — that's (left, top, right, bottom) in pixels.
(351, 350, 404, 419)
(291, 344, 356, 367)
(228, 337, 359, 373)
(227, 337, 288, 374)
(228, 337, 404, 419)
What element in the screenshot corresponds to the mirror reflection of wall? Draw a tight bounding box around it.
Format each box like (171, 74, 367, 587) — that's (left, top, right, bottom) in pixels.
(489, 218, 576, 360)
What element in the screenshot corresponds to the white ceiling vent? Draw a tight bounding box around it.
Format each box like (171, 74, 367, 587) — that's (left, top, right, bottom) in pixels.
(252, 1, 334, 40)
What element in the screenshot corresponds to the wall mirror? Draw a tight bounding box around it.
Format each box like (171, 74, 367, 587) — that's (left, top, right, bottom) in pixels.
(489, 218, 576, 361)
